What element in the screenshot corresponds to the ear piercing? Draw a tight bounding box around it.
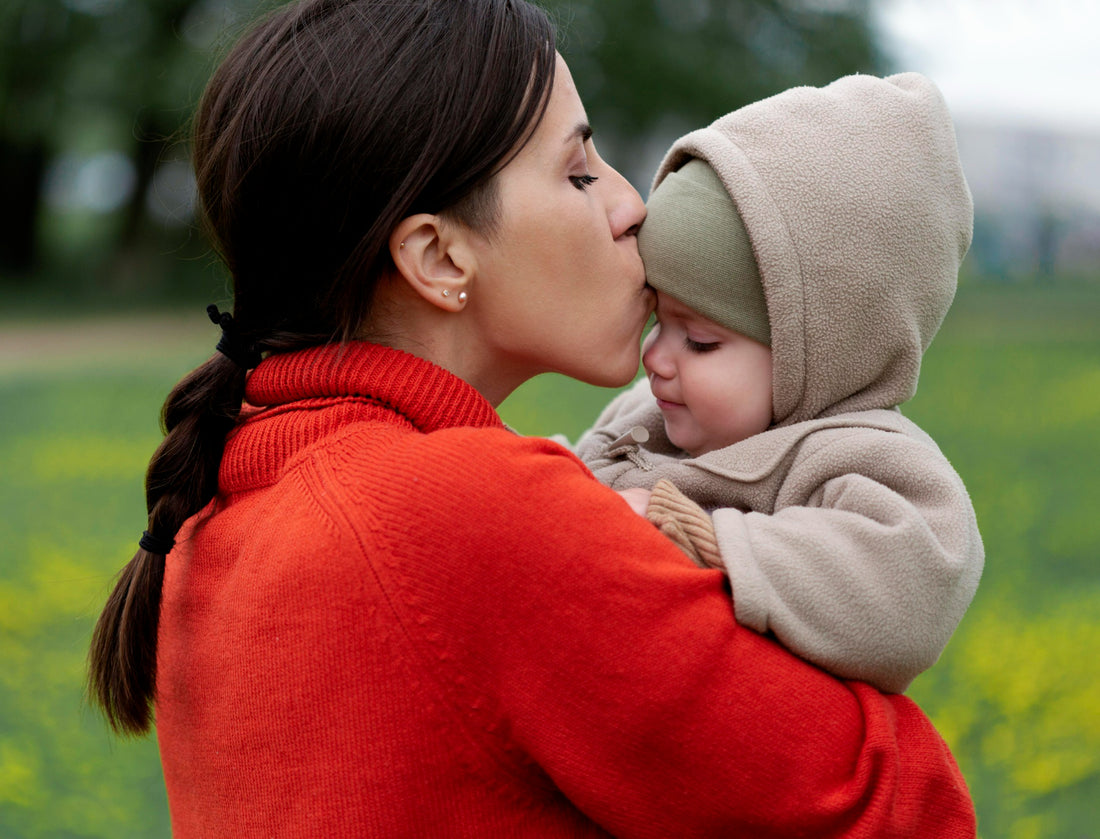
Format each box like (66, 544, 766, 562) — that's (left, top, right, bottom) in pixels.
(397, 246, 467, 304)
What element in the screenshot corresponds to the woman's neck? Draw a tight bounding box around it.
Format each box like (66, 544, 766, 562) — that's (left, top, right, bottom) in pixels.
(357, 276, 523, 408)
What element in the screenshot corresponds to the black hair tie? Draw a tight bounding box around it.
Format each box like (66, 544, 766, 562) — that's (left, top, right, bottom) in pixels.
(207, 304, 263, 369)
(139, 530, 176, 555)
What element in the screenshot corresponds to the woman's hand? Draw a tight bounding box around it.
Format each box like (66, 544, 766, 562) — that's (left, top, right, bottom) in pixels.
(616, 487, 652, 517)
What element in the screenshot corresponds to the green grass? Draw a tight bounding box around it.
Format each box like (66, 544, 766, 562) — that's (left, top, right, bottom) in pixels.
(1, 372, 180, 837)
(1, 279, 1098, 837)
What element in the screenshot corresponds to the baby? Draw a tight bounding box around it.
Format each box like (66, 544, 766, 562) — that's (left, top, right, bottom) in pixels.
(575, 73, 984, 694)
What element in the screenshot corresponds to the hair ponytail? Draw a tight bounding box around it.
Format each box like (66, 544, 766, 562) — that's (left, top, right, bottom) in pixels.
(88, 354, 247, 735)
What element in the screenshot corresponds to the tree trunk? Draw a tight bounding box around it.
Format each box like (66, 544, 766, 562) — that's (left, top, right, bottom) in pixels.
(0, 138, 46, 278)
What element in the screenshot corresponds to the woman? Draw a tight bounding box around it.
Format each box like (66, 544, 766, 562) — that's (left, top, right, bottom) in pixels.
(88, 0, 976, 836)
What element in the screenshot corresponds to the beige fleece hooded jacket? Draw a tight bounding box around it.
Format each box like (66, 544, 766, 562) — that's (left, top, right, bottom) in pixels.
(575, 73, 984, 694)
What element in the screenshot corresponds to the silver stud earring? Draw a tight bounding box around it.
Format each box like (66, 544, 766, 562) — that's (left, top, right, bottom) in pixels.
(458, 291, 468, 304)
(399, 242, 405, 249)
(441, 289, 450, 298)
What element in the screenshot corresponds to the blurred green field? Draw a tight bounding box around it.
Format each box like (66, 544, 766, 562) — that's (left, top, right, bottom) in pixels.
(1, 280, 1098, 838)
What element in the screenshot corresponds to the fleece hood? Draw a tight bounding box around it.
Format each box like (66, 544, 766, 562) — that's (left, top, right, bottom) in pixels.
(651, 73, 973, 425)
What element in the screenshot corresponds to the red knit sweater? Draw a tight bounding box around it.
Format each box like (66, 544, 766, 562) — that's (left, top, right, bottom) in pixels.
(156, 342, 975, 838)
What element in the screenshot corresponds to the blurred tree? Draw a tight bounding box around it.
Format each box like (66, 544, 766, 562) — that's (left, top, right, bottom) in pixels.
(0, 0, 884, 296)
(0, 1, 73, 275)
(0, 0, 258, 293)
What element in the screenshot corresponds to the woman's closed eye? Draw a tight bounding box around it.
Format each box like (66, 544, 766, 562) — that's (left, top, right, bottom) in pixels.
(570, 173, 598, 190)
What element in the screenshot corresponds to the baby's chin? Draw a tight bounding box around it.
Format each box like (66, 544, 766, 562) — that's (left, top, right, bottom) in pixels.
(662, 420, 706, 459)
(666, 420, 742, 458)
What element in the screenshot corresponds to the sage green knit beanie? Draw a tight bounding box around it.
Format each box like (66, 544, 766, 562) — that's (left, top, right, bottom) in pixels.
(638, 158, 771, 347)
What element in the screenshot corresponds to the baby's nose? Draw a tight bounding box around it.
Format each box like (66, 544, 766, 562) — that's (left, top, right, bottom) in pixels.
(642, 340, 671, 379)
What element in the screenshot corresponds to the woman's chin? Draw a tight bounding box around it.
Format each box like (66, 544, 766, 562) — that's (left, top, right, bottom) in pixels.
(581, 360, 641, 389)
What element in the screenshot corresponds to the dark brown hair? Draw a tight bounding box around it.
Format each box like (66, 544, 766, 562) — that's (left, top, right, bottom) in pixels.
(88, 0, 557, 735)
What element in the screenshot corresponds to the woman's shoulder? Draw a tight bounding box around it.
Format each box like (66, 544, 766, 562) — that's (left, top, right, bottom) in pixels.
(307, 420, 597, 521)
(300, 418, 693, 608)
(337, 419, 586, 477)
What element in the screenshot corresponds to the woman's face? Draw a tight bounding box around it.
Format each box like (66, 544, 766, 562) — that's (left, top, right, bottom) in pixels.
(463, 54, 651, 399)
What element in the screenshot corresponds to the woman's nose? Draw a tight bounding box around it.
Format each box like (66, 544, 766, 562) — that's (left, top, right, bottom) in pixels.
(607, 168, 646, 240)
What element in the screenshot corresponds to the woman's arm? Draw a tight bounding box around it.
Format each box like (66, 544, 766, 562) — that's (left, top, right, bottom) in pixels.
(370, 429, 975, 838)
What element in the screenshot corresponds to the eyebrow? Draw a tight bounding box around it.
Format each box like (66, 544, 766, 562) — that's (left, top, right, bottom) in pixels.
(564, 121, 593, 145)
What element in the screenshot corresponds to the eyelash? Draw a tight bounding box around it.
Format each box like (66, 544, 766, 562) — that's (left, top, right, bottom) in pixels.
(685, 337, 720, 354)
(570, 174, 598, 191)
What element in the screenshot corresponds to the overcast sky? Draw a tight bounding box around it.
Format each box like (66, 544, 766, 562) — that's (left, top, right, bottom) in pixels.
(874, 0, 1100, 134)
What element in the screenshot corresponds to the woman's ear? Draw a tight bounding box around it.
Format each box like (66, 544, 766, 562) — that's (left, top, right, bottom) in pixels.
(388, 214, 473, 312)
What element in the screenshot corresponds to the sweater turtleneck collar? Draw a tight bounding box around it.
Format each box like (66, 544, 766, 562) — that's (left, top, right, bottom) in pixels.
(219, 343, 504, 493)
(245, 341, 503, 433)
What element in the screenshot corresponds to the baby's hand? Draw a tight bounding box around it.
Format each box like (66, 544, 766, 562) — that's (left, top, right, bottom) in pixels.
(616, 487, 653, 517)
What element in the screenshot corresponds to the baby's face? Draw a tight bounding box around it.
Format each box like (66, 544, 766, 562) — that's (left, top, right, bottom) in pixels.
(642, 291, 773, 457)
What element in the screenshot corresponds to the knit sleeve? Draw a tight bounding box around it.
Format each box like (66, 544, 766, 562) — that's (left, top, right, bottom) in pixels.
(354, 427, 975, 838)
(646, 478, 722, 567)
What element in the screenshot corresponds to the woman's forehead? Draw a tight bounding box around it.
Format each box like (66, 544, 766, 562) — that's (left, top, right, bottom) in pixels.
(528, 54, 587, 150)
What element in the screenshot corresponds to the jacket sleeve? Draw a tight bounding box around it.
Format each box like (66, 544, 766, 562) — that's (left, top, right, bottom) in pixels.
(377, 428, 976, 838)
(712, 427, 984, 694)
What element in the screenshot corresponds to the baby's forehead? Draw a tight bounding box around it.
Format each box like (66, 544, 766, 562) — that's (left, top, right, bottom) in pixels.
(655, 291, 716, 324)
(654, 290, 753, 342)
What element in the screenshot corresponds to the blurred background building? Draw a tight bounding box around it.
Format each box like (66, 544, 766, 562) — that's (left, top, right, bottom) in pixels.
(957, 120, 1100, 277)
